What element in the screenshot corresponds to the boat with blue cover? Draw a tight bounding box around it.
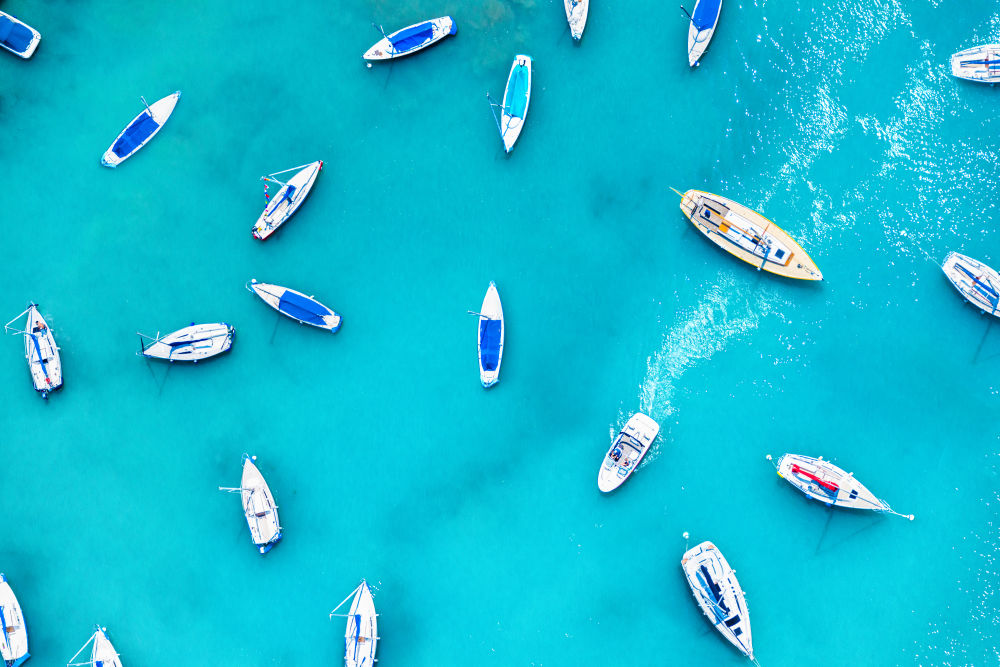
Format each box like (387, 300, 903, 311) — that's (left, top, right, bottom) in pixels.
(364, 16, 456, 61)
(0, 573, 29, 667)
(219, 455, 282, 555)
(950, 45, 1000, 83)
(101, 92, 181, 167)
(4, 304, 62, 399)
(247, 279, 342, 332)
(330, 581, 378, 667)
(475, 282, 504, 387)
(66, 627, 122, 667)
(564, 0, 589, 41)
(488, 55, 532, 154)
(252, 161, 323, 240)
(681, 541, 757, 665)
(598, 413, 659, 492)
(942, 251, 1000, 317)
(686, 0, 722, 66)
(0, 12, 40, 59)
(137, 322, 234, 362)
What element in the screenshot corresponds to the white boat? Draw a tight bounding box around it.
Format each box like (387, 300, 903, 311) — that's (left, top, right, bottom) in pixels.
(942, 251, 1000, 317)
(488, 55, 532, 154)
(0, 11, 40, 59)
(564, 0, 589, 41)
(597, 413, 660, 492)
(219, 455, 282, 554)
(331, 581, 378, 667)
(137, 323, 234, 362)
(252, 161, 323, 240)
(687, 0, 722, 66)
(67, 627, 122, 667)
(681, 541, 756, 664)
(363, 16, 456, 61)
(475, 282, 504, 388)
(101, 92, 181, 167)
(247, 280, 342, 332)
(0, 574, 29, 667)
(772, 454, 913, 519)
(5, 304, 63, 398)
(950, 44, 1000, 83)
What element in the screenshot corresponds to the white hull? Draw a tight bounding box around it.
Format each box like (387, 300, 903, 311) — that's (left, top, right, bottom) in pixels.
(564, 0, 589, 41)
(0, 575, 28, 666)
(500, 55, 532, 153)
(0, 12, 40, 59)
(253, 161, 323, 240)
(687, 0, 722, 66)
(951, 44, 1000, 83)
(478, 282, 504, 388)
(942, 251, 1000, 317)
(101, 92, 181, 167)
(776, 454, 890, 512)
(23, 304, 62, 397)
(344, 581, 378, 667)
(681, 541, 754, 661)
(92, 628, 122, 667)
(598, 413, 659, 492)
(240, 456, 281, 554)
(248, 280, 342, 331)
(363, 16, 456, 61)
(140, 323, 234, 362)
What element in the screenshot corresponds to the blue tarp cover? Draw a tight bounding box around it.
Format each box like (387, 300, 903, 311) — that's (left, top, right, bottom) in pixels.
(390, 22, 433, 53)
(112, 112, 160, 158)
(279, 290, 329, 326)
(507, 65, 529, 118)
(0, 16, 33, 52)
(479, 319, 502, 370)
(692, 0, 722, 30)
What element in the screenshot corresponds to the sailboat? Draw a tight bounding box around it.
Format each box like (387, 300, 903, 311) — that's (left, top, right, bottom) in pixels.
(101, 91, 181, 167)
(564, 0, 589, 41)
(0, 574, 29, 667)
(685, 0, 722, 66)
(247, 279, 342, 332)
(252, 161, 323, 240)
(363, 17, 456, 61)
(471, 282, 504, 388)
(487, 55, 532, 153)
(66, 627, 122, 667)
(942, 252, 1000, 317)
(137, 323, 234, 362)
(330, 580, 378, 667)
(5, 303, 62, 398)
(219, 455, 282, 554)
(0, 11, 40, 59)
(950, 44, 1000, 83)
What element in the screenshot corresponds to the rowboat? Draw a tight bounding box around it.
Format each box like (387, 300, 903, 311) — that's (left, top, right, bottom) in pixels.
(950, 44, 1000, 83)
(476, 282, 504, 388)
(67, 627, 122, 667)
(0, 574, 29, 667)
(681, 541, 757, 664)
(674, 188, 823, 280)
(771, 454, 913, 519)
(942, 252, 1000, 317)
(597, 413, 659, 492)
(687, 0, 722, 66)
(252, 161, 323, 240)
(137, 323, 234, 362)
(364, 17, 456, 61)
(488, 55, 532, 154)
(564, 0, 589, 41)
(331, 581, 378, 667)
(219, 455, 282, 555)
(0, 12, 40, 59)
(247, 280, 342, 332)
(101, 92, 181, 167)
(4, 304, 62, 398)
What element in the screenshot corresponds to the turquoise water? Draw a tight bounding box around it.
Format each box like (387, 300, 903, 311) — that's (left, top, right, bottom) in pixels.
(3, 0, 1000, 664)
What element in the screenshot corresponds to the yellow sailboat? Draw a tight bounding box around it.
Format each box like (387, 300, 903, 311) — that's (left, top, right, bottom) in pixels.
(672, 188, 823, 281)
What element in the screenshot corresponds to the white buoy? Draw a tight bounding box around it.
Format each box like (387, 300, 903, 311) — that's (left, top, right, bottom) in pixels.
(682, 531, 689, 540)
(765, 454, 772, 461)
(367, 63, 373, 69)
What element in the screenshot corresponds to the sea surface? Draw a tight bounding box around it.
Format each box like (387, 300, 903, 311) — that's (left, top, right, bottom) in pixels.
(2, 0, 1000, 665)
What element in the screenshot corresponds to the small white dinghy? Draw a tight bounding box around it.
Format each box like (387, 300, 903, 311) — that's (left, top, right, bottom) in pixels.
(364, 16, 456, 61)
(950, 44, 1000, 83)
(331, 580, 378, 667)
(101, 92, 181, 167)
(219, 454, 282, 554)
(770, 454, 914, 519)
(598, 412, 659, 492)
(5, 303, 63, 398)
(0, 573, 29, 667)
(137, 323, 234, 363)
(681, 541, 757, 664)
(564, 0, 589, 41)
(472, 282, 504, 388)
(488, 55, 532, 154)
(66, 626, 122, 667)
(247, 279, 342, 332)
(252, 161, 323, 240)
(686, 0, 722, 66)
(0, 11, 40, 59)
(942, 251, 1000, 317)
